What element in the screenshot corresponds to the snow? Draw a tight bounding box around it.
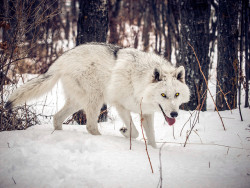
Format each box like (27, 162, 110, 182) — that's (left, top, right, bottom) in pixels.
(1, 103, 250, 187)
(1, 73, 250, 188)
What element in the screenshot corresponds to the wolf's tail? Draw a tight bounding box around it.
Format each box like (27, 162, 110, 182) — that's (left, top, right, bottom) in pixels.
(5, 65, 60, 110)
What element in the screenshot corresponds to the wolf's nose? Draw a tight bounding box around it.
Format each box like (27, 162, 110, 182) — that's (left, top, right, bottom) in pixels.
(170, 112, 178, 118)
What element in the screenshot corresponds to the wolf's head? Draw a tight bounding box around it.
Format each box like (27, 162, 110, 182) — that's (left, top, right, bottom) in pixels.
(143, 65, 190, 126)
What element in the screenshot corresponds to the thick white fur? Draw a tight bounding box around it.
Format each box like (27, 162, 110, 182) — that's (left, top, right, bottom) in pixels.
(6, 43, 190, 147)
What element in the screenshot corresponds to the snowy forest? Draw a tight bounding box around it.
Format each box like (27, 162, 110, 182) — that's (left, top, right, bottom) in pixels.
(0, 0, 250, 188)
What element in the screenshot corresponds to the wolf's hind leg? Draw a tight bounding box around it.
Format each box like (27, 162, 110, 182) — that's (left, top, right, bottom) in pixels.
(53, 99, 80, 130)
(116, 104, 139, 139)
(85, 96, 104, 135)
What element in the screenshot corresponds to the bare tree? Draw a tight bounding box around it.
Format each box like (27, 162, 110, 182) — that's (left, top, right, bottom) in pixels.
(0, 0, 59, 131)
(244, 0, 249, 108)
(108, 0, 122, 44)
(178, 0, 211, 111)
(76, 0, 109, 45)
(216, 0, 239, 110)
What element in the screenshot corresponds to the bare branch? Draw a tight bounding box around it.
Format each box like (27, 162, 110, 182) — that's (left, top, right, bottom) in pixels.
(187, 42, 226, 131)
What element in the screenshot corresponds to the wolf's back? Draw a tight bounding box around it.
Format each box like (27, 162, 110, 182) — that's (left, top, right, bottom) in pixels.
(5, 68, 60, 110)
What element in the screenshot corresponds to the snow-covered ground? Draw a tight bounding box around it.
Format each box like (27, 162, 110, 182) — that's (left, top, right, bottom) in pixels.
(1, 74, 250, 187)
(1, 102, 250, 187)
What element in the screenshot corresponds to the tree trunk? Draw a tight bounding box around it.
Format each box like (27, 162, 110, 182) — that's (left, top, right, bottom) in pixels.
(178, 0, 211, 111)
(151, 0, 162, 54)
(142, 0, 151, 52)
(162, 0, 172, 61)
(216, 0, 239, 110)
(244, 0, 249, 108)
(108, 0, 122, 44)
(76, 0, 109, 45)
(74, 0, 109, 125)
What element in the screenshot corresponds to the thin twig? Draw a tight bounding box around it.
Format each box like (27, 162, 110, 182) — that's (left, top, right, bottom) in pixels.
(197, 89, 207, 122)
(140, 98, 154, 173)
(12, 177, 16, 184)
(180, 110, 195, 137)
(193, 130, 203, 144)
(180, 89, 206, 137)
(183, 94, 206, 147)
(195, 83, 201, 111)
(187, 42, 226, 130)
(156, 141, 249, 150)
(184, 110, 199, 147)
(216, 78, 232, 113)
(130, 116, 132, 150)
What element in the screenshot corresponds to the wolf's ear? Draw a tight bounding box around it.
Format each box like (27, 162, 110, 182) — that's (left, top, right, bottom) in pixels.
(153, 68, 161, 82)
(175, 66, 185, 83)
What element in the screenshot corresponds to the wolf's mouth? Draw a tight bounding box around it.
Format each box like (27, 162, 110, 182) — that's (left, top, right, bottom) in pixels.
(158, 104, 176, 126)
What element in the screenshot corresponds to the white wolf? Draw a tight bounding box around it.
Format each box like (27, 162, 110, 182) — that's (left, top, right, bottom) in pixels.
(5, 43, 190, 147)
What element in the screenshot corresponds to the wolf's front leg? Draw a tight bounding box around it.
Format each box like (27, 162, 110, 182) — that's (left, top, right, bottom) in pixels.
(142, 114, 157, 148)
(116, 104, 139, 138)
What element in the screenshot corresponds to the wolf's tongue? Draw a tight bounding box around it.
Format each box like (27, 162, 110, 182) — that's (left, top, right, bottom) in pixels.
(166, 116, 176, 126)
(159, 104, 176, 126)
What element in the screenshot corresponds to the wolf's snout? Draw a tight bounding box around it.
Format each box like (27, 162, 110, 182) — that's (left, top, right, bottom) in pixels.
(170, 112, 178, 118)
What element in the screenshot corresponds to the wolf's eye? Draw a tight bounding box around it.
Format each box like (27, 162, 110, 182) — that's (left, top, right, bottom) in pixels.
(175, 93, 180, 97)
(161, 93, 167, 98)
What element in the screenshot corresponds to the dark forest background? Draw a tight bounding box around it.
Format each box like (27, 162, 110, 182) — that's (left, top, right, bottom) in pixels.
(0, 0, 249, 130)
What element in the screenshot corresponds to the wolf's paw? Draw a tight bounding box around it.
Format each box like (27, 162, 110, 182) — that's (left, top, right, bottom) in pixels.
(54, 125, 62, 130)
(87, 126, 101, 135)
(120, 127, 139, 138)
(148, 141, 157, 148)
(120, 127, 128, 134)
